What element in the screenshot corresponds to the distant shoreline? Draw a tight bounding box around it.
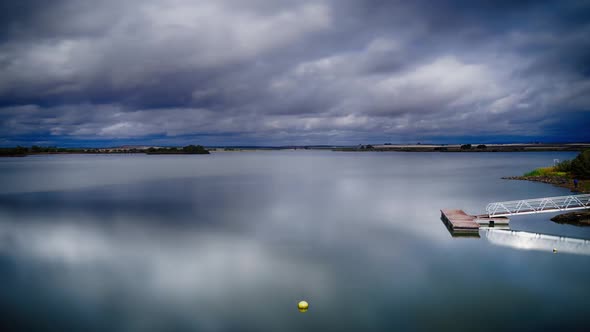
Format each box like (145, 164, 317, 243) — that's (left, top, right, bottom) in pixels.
(0, 145, 209, 157)
(333, 143, 590, 152)
(2, 143, 589, 157)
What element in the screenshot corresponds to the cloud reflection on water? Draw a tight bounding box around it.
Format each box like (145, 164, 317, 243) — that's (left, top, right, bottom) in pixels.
(1, 152, 590, 331)
(0, 218, 334, 330)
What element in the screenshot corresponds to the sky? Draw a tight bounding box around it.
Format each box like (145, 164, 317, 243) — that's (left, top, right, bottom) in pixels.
(0, 0, 589, 147)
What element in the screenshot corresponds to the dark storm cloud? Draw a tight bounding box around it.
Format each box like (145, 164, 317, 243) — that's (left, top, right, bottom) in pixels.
(0, 0, 589, 145)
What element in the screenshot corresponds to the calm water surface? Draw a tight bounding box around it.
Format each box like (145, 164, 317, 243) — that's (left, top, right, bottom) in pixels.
(0, 151, 589, 331)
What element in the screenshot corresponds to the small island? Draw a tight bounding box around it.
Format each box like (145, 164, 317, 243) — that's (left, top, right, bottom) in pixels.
(145, 145, 209, 155)
(551, 210, 590, 226)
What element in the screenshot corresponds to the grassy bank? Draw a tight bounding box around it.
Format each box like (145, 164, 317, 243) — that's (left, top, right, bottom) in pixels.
(523, 166, 568, 177)
(504, 150, 590, 193)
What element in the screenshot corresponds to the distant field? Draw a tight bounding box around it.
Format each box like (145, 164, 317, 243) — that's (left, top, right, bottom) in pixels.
(342, 143, 590, 152)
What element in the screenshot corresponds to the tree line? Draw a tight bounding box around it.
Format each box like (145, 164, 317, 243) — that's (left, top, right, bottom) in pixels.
(0, 145, 210, 156)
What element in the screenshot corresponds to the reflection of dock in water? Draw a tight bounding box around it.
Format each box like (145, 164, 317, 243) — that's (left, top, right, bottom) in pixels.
(484, 229, 590, 256)
(439, 214, 590, 255)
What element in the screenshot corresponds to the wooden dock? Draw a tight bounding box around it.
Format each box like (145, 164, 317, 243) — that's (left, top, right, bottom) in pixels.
(441, 209, 480, 234)
(441, 209, 510, 236)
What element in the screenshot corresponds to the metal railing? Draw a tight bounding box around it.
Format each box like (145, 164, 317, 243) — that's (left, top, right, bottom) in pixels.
(486, 194, 590, 217)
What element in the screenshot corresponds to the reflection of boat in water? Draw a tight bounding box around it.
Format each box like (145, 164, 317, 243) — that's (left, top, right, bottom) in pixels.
(484, 229, 590, 256)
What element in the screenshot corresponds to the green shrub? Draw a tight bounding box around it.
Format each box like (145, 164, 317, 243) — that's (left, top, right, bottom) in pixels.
(554, 159, 573, 172)
(571, 149, 590, 179)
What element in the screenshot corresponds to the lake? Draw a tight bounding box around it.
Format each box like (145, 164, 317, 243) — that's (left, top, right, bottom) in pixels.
(0, 151, 589, 331)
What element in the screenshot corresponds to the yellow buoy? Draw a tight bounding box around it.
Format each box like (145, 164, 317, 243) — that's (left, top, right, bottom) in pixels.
(553, 248, 558, 253)
(298, 300, 309, 312)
